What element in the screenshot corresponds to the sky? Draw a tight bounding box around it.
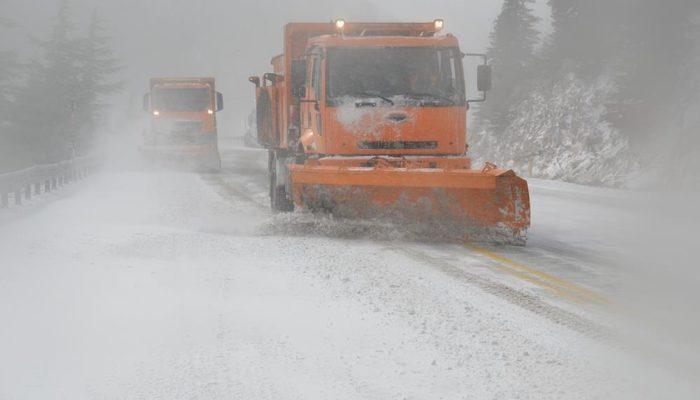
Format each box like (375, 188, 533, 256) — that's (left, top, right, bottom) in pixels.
(1, 0, 551, 135)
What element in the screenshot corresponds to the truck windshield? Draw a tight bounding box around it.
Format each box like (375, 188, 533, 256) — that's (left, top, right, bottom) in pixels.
(153, 88, 211, 112)
(327, 47, 465, 106)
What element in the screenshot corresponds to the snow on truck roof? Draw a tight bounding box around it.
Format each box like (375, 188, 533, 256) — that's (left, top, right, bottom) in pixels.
(150, 78, 215, 89)
(307, 34, 459, 49)
(150, 77, 215, 84)
(284, 21, 444, 37)
(280, 21, 454, 62)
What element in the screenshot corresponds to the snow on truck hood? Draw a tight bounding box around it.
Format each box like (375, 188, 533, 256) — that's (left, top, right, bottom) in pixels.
(334, 96, 419, 139)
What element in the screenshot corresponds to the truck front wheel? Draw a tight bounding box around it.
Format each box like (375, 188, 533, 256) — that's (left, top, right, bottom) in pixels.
(269, 150, 294, 212)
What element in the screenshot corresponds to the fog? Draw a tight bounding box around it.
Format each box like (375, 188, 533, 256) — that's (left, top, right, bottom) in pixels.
(1, 0, 699, 398)
(2, 0, 549, 135)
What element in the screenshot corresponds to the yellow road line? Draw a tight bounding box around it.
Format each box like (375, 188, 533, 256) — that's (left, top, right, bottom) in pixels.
(466, 244, 610, 305)
(486, 261, 586, 304)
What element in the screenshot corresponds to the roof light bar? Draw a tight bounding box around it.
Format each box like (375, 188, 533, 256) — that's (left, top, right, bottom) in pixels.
(334, 19, 346, 32)
(434, 19, 445, 31)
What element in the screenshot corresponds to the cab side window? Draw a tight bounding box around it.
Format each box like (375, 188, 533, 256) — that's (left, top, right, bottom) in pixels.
(311, 55, 322, 99)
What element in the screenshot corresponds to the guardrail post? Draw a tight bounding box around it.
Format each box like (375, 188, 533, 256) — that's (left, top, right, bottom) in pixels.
(0, 157, 95, 207)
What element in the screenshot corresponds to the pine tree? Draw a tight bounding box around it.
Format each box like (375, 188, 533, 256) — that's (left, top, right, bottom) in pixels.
(0, 15, 21, 119)
(545, 0, 628, 74)
(11, 0, 82, 163)
(0, 16, 22, 171)
(475, 0, 540, 137)
(73, 9, 122, 154)
(610, 1, 699, 148)
(674, 5, 700, 175)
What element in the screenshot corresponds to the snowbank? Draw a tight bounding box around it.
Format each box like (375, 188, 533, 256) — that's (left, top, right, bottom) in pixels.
(473, 74, 639, 187)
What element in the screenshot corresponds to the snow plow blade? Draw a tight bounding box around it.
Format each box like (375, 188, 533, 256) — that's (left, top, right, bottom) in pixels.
(289, 159, 531, 245)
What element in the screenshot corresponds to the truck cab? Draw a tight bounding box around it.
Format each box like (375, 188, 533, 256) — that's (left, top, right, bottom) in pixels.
(298, 34, 469, 156)
(142, 77, 224, 170)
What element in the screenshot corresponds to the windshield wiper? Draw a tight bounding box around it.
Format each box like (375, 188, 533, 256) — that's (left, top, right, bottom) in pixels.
(350, 91, 395, 106)
(406, 92, 456, 105)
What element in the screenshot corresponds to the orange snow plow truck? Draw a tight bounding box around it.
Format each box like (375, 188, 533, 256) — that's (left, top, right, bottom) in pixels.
(250, 20, 530, 244)
(142, 77, 224, 170)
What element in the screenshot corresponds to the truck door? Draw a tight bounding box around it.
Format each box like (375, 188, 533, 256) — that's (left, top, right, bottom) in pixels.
(302, 51, 323, 140)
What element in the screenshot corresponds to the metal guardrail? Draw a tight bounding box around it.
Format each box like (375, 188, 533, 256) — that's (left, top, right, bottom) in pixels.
(0, 156, 97, 208)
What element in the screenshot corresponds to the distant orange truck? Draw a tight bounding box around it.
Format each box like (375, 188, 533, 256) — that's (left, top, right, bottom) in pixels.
(142, 77, 224, 170)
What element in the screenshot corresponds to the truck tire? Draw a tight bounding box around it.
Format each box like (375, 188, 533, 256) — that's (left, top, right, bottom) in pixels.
(269, 150, 294, 212)
(207, 153, 222, 172)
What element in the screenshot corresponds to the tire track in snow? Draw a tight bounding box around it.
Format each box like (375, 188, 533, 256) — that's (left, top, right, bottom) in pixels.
(389, 245, 609, 340)
(199, 172, 268, 212)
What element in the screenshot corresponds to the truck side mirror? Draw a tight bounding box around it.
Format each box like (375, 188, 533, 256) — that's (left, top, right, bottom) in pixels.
(465, 53, 490, 103)
(263, 73, 279, 85)
(477, 64, 492, 92)
(216, 92, 224, 111)
(142, 93, 150, 112)
(249, 76, 260, 87)
(293, 85, 307, 98)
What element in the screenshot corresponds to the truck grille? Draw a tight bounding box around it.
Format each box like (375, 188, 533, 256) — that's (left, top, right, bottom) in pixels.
(172, 121, 203, 133)
(156, 120, 203, 135)
(357, 141, 438, 150)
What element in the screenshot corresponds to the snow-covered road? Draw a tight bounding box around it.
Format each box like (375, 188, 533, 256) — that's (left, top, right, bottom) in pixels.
(0, 142, 697, 399)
